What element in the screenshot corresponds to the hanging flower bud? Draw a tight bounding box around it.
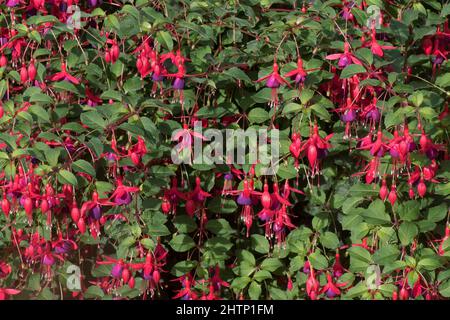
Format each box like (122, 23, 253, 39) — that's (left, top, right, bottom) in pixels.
(417, 179, 426, 198)
(20, 65, 28, 83)
(24, 197, 33, 220)
(161, 198, 171, 214)
(1, 197, 10, 217)
(128, 276, 135, 289)
(153, 270, 161, 284)
(105, 51, 111, 63)
(388, 185, 397, 206)
(392, 290, 398, 300)
(92, 191, 99, 202)
(77, 218, 86, 234)
(122, 268, 130, 284)
(71, 203, 80, 222)
(379, 180, 388, 201)
(131, 152, 140, 166)
(260, 183, 272, 209)
(307, 144, 317, 168)
(406, 187, 414, 201)
(0, 55, 7, 67)
(27, 61, 36, 82)
(40, 199, 49, 214)
(399, 286, 409, 300)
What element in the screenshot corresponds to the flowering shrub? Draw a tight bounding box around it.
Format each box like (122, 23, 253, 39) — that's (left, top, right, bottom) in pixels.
(0, 0, 449, 300)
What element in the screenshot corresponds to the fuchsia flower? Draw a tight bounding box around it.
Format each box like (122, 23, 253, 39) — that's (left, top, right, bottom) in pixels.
(326, 42, 362, 68)
(284, 57, 320, 86)
(109, 179, 140, 205)
(370, 34, 395, 57)
(6, 0, 20, 7)
(299, 123, 333, 176)
(48, 62, 80, 84)
(320, 273, 347, 298)
(306, 267, 320, 300)
(172, 273, 198, 300)
(255, 60, 291, 107)
(419, 130, 446, 160)
(172, 124, 207, 164)
(358, 130, 389, 157)
(85, 87, 102, 106)
(0, 288, 20, 300)
(0, 261, 11, 279)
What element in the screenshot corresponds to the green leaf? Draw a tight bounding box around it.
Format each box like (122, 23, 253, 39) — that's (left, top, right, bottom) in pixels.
(427, 204, 448, 222)
(72, 159, 96, 177)
(171, 260, 197, 277)
(436, 73, 450, 88)
(282, 102, 302, 114)
(123, 77, 142, 93)
(173, 215, 197, 233)
(251, 234, 270, 254)
(310, 103, 331, 120)
(344, 282, 368, 299)
(253, 270, 272, 282)
(223, 67, 252, 83)
(349, 183, 379, 196)
(157, 31, 174, 51)
(340, 64, 367, 79)
(276, 163, 297, 180)
(206, 219, 235, 235)
(100, 90, 122, 101)
(260, 258, 283, 272)
(342, 197, 364, 214)
(299, 88, 315, 104)
(80, 111, 107, 130)
(356, 48, 373, 65)
(57, 169, 78, 186)
(38, 287, 58, 300)
(398, 200, 420, 221)
(248, 281, 262, 300)
(348, 246, 372, 271)
(361, 199, 391, 225)
(207, 197, 238, 214)
(30, 92, 54, 105)
(373, 245, 400, 265)
(29, 30, 42, 43)
(248, 108, 269, 124)
(147, 223, 171, 237)
(309, 251, 328, 270)
(439, 279, 450, 298)
(52, 81, 79, 94)
(84, 286, 105, 299)
(45, 148, 60, 167)
(169, 234, 196, 252)
(417, 257, 442, 271)
(435, 182, 450, 196)
(29, 105, 50, 122)
(27, 273, 41, 291)
(0, 80, 6, 99)
(398, 221, 418, 246)
(268, 286, 288, 300)
(320, 231, 340, 249)
(231, 276, 251, 291)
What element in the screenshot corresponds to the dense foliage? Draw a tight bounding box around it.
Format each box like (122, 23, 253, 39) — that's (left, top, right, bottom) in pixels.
(0, 0, 449, 300)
